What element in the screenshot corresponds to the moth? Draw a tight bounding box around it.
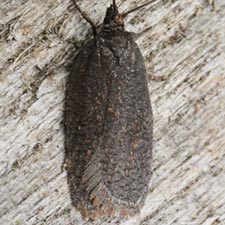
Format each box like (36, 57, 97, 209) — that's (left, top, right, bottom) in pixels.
(64, 0, 153, 219)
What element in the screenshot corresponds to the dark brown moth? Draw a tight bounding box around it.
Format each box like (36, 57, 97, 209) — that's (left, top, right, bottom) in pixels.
(64, 0, 153, 219)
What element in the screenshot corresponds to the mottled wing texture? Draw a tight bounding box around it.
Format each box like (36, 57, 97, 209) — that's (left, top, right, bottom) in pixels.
(64, 30, 152, 218)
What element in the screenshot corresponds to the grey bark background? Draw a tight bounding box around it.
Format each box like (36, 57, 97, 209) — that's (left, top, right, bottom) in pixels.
(0, 0, 225, 224)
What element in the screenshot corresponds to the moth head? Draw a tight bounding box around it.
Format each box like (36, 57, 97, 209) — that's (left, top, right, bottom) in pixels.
(103, 1, 124, 29)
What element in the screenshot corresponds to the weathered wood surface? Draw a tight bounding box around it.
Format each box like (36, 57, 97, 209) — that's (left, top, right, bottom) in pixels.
(0, 0, 225, 224)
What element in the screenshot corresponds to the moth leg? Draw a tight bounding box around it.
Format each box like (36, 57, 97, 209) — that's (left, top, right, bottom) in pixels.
(72, 0, 97, 37)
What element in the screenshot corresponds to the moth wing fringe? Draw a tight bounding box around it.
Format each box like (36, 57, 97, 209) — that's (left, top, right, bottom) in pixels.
(82, 146, 142, 218)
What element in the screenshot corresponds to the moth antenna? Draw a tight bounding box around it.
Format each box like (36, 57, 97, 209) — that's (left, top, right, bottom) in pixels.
(122, 0, 159, 18)
(72, 0, 97, 37)
(113, 0, 116, 9)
